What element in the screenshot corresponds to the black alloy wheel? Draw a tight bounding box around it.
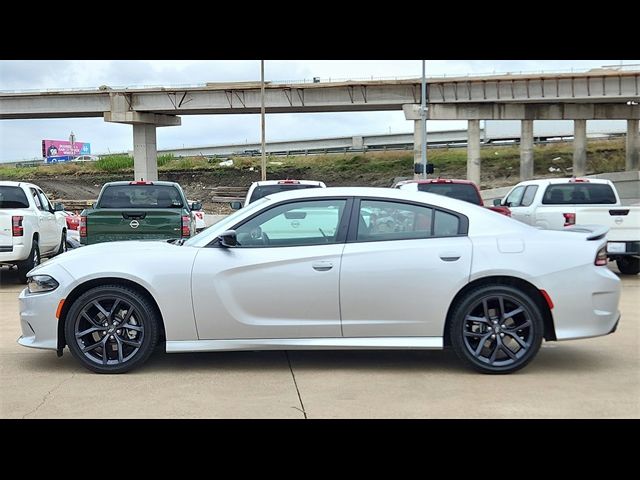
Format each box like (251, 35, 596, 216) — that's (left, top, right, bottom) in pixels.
(65, 285, 159, 373)
(450, 285, 544, 374)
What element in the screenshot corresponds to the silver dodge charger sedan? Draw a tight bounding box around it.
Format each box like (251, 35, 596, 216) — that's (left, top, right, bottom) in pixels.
(18, 187, 621, 374)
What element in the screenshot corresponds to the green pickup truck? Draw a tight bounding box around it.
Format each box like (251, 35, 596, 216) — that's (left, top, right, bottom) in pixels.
(80, 181, 201, 245)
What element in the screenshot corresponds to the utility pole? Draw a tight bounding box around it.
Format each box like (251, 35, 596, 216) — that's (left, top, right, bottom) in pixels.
(260, 60, 267, 181)
(420, 60, 428, 179)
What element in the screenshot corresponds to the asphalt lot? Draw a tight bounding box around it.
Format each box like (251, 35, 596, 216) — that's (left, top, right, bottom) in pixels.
(1, 265, 638, 419)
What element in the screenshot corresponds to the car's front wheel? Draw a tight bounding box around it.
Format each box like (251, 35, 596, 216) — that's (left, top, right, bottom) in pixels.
(449, 284, 544, 374)
(64, 285, 159, 374)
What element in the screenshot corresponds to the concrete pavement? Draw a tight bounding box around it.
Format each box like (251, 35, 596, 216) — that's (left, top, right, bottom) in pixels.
(1, 266, 637, 419)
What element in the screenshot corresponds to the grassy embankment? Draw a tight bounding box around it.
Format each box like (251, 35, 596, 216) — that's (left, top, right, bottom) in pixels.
(0, 138, 626, 188)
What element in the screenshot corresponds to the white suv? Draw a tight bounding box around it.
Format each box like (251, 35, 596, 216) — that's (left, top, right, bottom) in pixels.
(235, 179, 327, 208)
(0, 181, 68, 282)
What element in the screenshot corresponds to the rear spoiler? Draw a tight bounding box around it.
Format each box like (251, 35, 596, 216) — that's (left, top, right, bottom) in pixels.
(564, 224, 609, 241)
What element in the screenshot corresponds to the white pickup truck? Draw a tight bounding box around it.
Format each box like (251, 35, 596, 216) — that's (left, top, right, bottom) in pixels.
(496, 177, 640, 275)
(0, 181, 68, 282)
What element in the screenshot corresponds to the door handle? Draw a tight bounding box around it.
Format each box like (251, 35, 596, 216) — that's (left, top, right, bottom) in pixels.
(312, 261, 333, 271)
(439, 252, 461, 262)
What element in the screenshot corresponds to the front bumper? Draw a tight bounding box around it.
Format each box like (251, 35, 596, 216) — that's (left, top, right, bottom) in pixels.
(17, 266, 74, 351)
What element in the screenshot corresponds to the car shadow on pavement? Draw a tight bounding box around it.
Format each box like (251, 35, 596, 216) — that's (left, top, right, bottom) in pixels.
(18, 344, 613, 375)
(0, 267, 24, 286)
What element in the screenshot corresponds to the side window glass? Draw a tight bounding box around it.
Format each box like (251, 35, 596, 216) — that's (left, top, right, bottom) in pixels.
(38, 189, 52, 211)
(433, 210, 460, 237)
(357, 200, 433, 241)
(505, 186, 525, 207)
(30, 188, 44, 210)
(520, 185, 538, 207)
(235, 199, 346, 247)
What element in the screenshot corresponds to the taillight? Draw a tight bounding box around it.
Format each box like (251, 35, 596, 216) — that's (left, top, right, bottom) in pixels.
(129, 181, 153, 185)
(595, 246, 608, 266)
(12, 216, 23, 236)
(563, 213, 576, 227)
(181, 215, 190, 237)
(79, 215, 87, 237)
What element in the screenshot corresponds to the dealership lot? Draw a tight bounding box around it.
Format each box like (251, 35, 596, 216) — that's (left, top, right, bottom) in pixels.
(0, 267, 637, 419)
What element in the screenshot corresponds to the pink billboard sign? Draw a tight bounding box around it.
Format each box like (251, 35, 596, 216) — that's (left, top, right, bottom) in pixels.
(42, 139, 91, 158)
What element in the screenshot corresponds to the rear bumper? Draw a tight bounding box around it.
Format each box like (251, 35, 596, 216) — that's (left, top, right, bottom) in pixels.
(0, 244, 28, 264)
(539, 264, 621, 341)
(606, 241, 639, 257)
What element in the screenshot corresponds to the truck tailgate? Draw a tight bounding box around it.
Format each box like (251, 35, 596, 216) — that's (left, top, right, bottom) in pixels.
(577, 207, 640, 242)
(87, 209, 183, 243)
(0, 213, 13, 247)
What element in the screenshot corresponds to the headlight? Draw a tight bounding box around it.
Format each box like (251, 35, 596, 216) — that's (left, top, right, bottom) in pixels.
(27, 275, 59, 294)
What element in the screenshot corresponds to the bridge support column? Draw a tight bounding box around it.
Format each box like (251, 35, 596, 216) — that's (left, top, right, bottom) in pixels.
(467, 120, 481, 185)
(573, 119, 587, 176)
(626, 119, 639, 171)
(413, 119, 424, 180)
(104, 93, 181, 182)
(133, 124, 158, 181)
(520, 120, 534, 180)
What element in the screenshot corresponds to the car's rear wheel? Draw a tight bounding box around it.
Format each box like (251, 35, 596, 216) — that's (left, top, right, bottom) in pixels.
(56, 229, 67, 255)
(17, 239, 40, 284)
(616, 257, 639, 275)
(64, 285, 159, 374)
(450, 285, 544, 374)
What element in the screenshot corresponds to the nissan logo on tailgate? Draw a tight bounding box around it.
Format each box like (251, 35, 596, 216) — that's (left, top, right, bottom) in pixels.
(129, 220, 140, 229)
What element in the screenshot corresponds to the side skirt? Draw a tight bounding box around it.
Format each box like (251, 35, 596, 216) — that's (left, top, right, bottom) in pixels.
(166, 337, 443, 353)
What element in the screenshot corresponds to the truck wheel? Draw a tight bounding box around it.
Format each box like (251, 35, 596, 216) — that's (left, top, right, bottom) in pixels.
(17, 240, 40, 284)
(56, 230, 67, 255)
(617, 257, 640, 275)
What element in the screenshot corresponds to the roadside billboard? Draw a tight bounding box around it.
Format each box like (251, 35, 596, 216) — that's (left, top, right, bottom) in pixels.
(42, 139, 91, 163)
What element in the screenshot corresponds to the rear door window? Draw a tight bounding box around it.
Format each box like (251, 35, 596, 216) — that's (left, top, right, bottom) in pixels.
(0, 186, 29, 208)
(542, 184, 617, 204)
(99, 185, 184, 208)
(417, 183, 481, 204)
(249, 184, 320, 203)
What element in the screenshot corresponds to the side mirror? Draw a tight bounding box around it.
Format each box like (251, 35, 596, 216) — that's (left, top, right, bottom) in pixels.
(191, 201, 202, 211)
(218, 230, 238, 247)
(492, 199, 502, 206)
(54, 202, 65, 211)
(230, 201, 243, 210)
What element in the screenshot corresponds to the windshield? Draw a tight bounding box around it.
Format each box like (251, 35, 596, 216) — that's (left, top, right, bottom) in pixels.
(417, 183, 481, 205)
(249, 184, 320, 204)
(98, 185, 184, 209)
(183, 197, 269, 247)
(0, 186, 29, 208)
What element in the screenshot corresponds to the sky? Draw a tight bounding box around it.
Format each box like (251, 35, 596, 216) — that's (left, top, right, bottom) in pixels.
(0, 60, 635, 162)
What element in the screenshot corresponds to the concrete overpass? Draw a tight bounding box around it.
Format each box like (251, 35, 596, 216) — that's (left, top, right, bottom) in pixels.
(1, 68, 639, 181)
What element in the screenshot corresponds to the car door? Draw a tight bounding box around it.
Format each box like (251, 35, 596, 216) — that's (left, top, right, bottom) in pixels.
(340, 198, 472, 337)
(29, 188, 56, 253)
(191, 197, 351, 339)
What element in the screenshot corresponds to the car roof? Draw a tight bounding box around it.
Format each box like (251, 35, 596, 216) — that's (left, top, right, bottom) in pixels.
(0, 180, 39, 188)
(102, 180, 182, 187)
(262, 186, 485, 212)
(398, 178, 477, 186)
(251, 180, 325, 186)
(512, 177, 612, 187)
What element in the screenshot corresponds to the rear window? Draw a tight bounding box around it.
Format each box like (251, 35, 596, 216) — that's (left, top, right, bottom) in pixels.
(248, 184, 321, 204)
(98, 185, 184, 209)
(417, 183, 481, 205)
(0, 186, 29, 208)
(541, 184, 617, 204)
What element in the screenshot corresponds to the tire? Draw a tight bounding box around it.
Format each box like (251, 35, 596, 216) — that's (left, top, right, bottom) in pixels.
(64, 284, 159, 374)
(449, 284, 544, 374)
(17, 239, 40, 284)
(616, 257, 639, 275)
(56, 229, 67, 255)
